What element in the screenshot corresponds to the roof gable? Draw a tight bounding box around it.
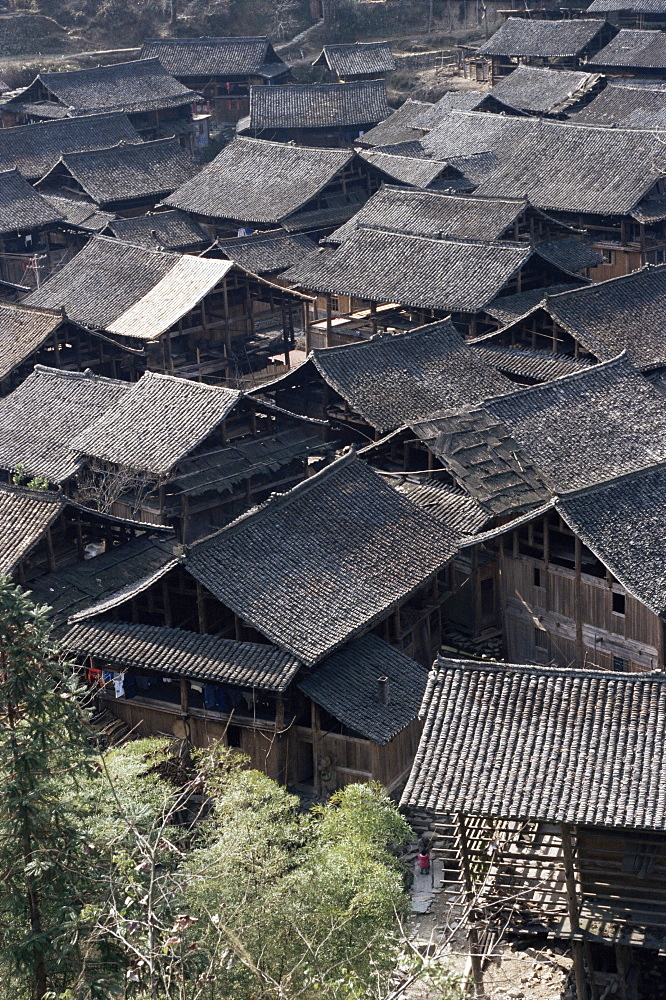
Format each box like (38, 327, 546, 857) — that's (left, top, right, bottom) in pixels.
(0, 167, 63, 234)
(246, 80, 391, 130)
(0, 483, 64, 576)
(315, 42, 396, 77)
(0, 301, 66, 381)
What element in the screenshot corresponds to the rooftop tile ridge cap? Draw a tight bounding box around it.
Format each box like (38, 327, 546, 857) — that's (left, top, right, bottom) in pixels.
(433, 656, 666, 681)
(44, 57, 168, 77)
(358, 149, 443, 165)
(548, 263, 666, 303)
(235, 135, 354, 157)
(90, 234, 182, 258)
(144, 35, 270, 44)
(345, 227, 533, 251)
(482, 351, 631, 408)
(554, 455, 666, 501)
(31, 363, 130, 387)
(0, 481, 65, 503)
(61, 136, 174, 160)
(262, 79, 386, 91)
(448, 106, 666, 135)
(310, 320, 453, 360)
(0, 299, 64, 318)
(187, 448, 358, 551)
(135, 369, 242, 398)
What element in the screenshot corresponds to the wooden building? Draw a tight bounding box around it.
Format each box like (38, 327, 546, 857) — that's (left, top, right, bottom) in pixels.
(0, 60, 198, 149)
(586, 0, 666, 28)
(164, 137, 378, 240)
(353, 98, 433, 149)
(571, 78, 666, 126)
(587, 27, 666, 76)
(476, 64, 603, 117)
(140, 37, 290, 123)
(214, 230, 317, 279)
(104, 211, 209, 253)
(35, 453, 462, 792)
(34, 138, 197, 219)
(24, 237, 312, 384)
(282, 227, 588, 341)
(0, 302, 93, 394)
(236, 81, 392, 146)
(423, 110, 666, 277)
(0, 168, 66, 291)
(478, 17, 615, 81)
(312, 42, 396, 82)
(401, 659, 666, 998)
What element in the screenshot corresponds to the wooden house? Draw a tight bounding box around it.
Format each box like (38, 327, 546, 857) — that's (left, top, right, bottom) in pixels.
(469, 264, 666, 372)
(252, 320, 513, 442)
(586, 0, 666, 28)
(34, 453, 462, 792)
(478, 18, 615, 82)
(0, 112, 140, 183)
(352, 149, 466, 193)
(476, 65, 603, 117)
(0, 302, 93, 394)
(164, 137, 378, 240)
(236, 81, 392, 147)
(0, 365, 329, 541)
(24, 237, 312, 384)
(0, 60, 198, 148)
(571, 79, 666, 126)
(282, 227, 588, 341)
(0, 168, 66, 291)
(34, 138, 197, 219)
(104, 211, 209, 253)
(587, 27, 666, 76)
(401, 659, 666, 998)
(353, 99, 432, 149)
(423, 110, 666, 277)
(140, 37, 290, 123)
(312, 42, 396, 82)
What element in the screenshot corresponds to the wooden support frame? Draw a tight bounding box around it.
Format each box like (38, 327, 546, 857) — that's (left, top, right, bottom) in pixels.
(457, 811, 485, 998)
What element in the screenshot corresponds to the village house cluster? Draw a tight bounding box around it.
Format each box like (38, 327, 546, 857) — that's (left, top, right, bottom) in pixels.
(2, 15, 666, 997)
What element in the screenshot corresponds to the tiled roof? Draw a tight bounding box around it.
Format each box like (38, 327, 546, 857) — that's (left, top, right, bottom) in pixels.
(410, 90, 486, 129)
(572, 79, 666, 128)
(106, 210, 208, 250)
(484, 65, 601, 114)
(471, 343, 597, 382)
(401, 659, 666, 831)
(0, 302, 65, 381)
(25, 237, 235, 340)
(484, 282, 581, 325)
(164, 136, 353, 224)
(356, 147, 449, 188)
(63, 620, 301, 691)
(299, 634, 427, 744)
(0, 365, 131, 483)
(28, 536, 181, 628)
(587, 0, 666, 11)
(44, 195, 116, 233)
(283, 229, 564, 313)
(140, 36, 287, 78)
(557, 464, 666, 617)
(315, 42, 396, 77)
(0, 168, 63, 234)
(357, 99, 431, 147)
(391, 478, 491, 533)
(588, 28, 666, 69)
(423, 111, 666, 216)
(479, 17, 609, 57)
(37, 138, 197, 207)
(328, 186, 530, 244)
(8, 59, 198, 115)
(535, 237, 602, 273)
(186, 452, 461, 666)
(0, 112, 139, 181)
(215, 229, 317, 274)
(304, 319, 513, 433)
(71, 371, 241, 476)
(245, 80, 391, 130)
(0, 484, 64, 576)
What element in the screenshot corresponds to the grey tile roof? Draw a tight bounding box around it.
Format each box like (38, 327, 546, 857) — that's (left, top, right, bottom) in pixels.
(470, 343, 597, 382)
(25, 237, 236, 341)
(572, 79, 666, 127)
(0, 112, 139, 182)
(587, 0, 666, 10)
(107, 210, 208, 250)
(44, 195, 116, 233)
(63, 620, 300, 691)
(412, 408, 551, 516)
(315, 42, 396, 77)
(299, 633, 427, 744)
(164, 136, 354, 224)
(557, 464, 666, 617)
(0, 168, 63, 234)
(391, 478, 491, 533)
(534, 237, 602, 273)
(410, 90, 486, 129)
(485, 65, 601, 114)
(479, 17, 609, 57)
(484, 282, 581, 325)
(245, 80, 391, 130)
(401, 659, 666, 831)
(216, 229, 317, 274)
(8, 59, 198, 115)
(534, 266, 666, 371)
(357, 99, 432, 147)
(140, 36, 287, 79)
(283, 229, 563, 313)
(29, 536, 181, 628)
(70, 371, 241, 476)
(0, 302, 65, 381)
(186, 452, 461, 666)
(328, 186, 530, 244)
(423, 111, 666, 216)
(0, 365, 131, 483)
(483, 354, 666, 493)
(356, 147, 449, 188)
(305, 319, 513, 433)
(588, 28, 666, 68)
(0, 483, 64, 576)
(37, 138, 197, 207)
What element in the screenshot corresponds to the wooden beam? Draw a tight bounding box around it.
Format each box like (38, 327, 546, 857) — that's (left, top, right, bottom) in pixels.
(457, 812, 485, 998)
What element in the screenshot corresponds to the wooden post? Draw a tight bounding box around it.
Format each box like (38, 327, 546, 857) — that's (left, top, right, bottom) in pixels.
(162, 578, 173, 628)
(561, 823, 588, 1000)
(457, 812, 485, 998)
(325, 294, 332, 348)
(311, 701, 321, 795)
(195, 581, 208, 634)
(222, 278, 231, 357)
(574, 536, 584, 665)
(45, 526, 56, 573)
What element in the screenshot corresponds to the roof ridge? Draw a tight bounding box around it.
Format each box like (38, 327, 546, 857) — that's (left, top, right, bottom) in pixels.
(61, 136, 174, 160)
(481, 351, 632, 407)
(311, 318, 455, 360)
(555, 456, 666, 500)
(449, 106, 666, 135)
(32, 363, 129, 387)
(136, 369, 241, 398)
(548, 262, 666, 302)
(434, 656, 666, 681)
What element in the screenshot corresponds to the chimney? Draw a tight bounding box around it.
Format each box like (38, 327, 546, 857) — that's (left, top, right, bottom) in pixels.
(377, 676, 389, 705)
